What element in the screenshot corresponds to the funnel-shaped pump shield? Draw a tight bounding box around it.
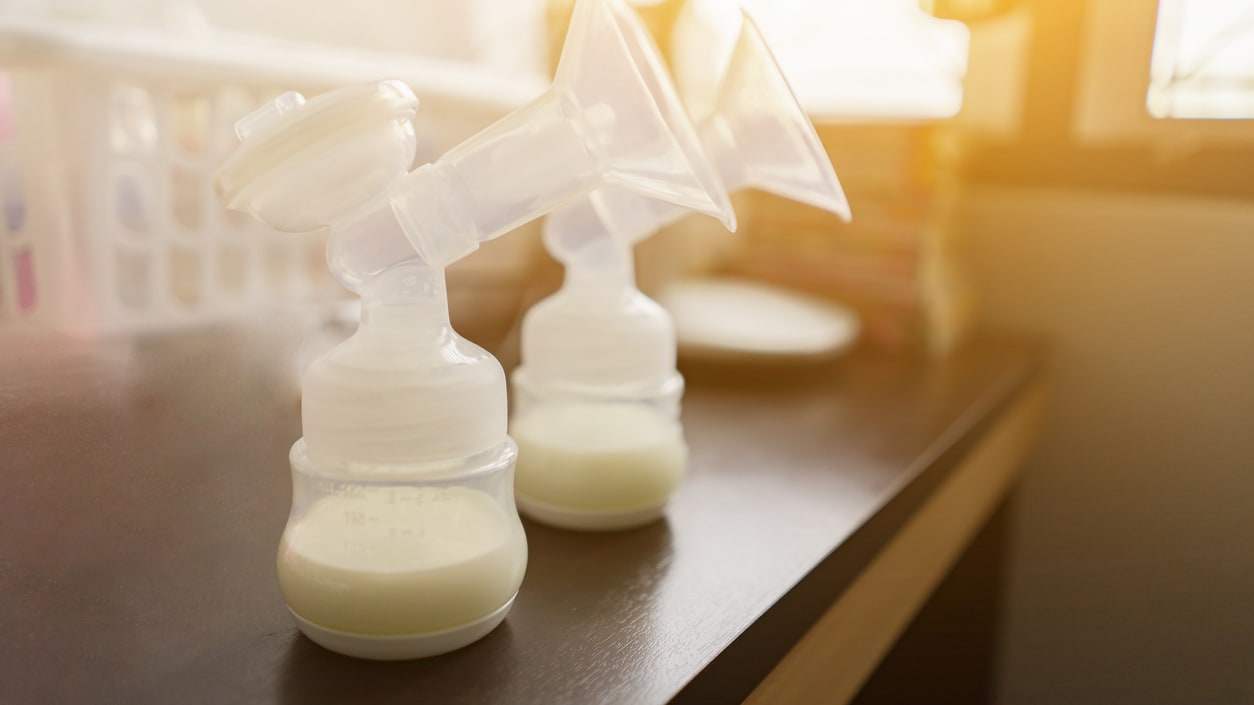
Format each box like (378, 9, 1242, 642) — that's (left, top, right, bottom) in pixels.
(707, 13, 850, 220)
(557, 0, 733, 223)
(542, 11, 849, 267)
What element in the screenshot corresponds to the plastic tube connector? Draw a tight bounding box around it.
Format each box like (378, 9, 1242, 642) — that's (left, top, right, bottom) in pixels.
(389, 164, 481, 269)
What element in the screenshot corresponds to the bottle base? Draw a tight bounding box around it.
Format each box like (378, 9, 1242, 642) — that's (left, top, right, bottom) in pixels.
(516, 492, 667, 531)
(289, 594, 516, 660)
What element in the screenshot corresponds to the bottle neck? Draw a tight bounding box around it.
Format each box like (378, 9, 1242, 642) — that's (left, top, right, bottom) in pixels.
(545, 188, 679, 275)
(326, 203, 421, 293)
(355, 263, 452, 344)
(561, 236, 637, 300)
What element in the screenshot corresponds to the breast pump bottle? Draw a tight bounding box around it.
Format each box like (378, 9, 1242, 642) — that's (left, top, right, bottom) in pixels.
(511, 12, 851, 531)
(212, 0, 733, 660)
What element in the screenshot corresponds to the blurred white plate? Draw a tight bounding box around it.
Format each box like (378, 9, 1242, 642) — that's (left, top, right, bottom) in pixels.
(658, 278, 860, 363)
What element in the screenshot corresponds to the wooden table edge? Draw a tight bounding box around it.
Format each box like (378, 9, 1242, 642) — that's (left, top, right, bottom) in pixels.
(672, 360, 1045, 704)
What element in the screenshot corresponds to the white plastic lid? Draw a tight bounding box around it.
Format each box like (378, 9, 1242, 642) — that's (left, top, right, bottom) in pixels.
(214, 80, 419, 233)
(520, 271, 678, 390)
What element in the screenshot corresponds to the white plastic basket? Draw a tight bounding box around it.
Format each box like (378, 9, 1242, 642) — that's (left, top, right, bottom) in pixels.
(0, 16, 545, 336)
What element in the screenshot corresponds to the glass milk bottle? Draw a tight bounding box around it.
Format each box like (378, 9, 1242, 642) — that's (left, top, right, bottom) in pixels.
(511, 12, 850, 532)
(511, 248, 690, 532)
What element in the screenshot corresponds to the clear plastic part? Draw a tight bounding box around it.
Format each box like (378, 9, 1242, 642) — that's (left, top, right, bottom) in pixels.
(511, 12, 851, 532)
(211, 0, 735, 659)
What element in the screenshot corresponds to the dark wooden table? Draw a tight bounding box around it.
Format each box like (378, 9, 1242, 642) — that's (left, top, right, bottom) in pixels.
(0, 319, 1041, 705)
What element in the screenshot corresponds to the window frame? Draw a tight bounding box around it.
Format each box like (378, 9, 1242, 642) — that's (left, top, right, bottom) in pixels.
(1073, 0, 1254, 146)
(961, 0, 1254, 200)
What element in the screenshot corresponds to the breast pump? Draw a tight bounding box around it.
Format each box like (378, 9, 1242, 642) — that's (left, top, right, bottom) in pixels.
(213, 0, 733, 660)
(510, 12, 851, 531)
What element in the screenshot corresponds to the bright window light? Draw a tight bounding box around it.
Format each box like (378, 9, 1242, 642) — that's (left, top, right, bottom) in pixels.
(1149, 0, 1254, 119)
(672, 0, 970, 120)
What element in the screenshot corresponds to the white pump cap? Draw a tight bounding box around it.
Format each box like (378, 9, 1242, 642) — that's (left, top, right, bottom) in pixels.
(299, 264, 509, 466)
(214, 80, 420, 235)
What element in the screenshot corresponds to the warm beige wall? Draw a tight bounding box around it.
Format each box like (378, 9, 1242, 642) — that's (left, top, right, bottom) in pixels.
(961, 186, 1254, 703)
